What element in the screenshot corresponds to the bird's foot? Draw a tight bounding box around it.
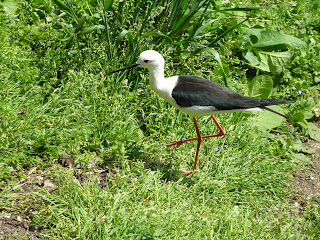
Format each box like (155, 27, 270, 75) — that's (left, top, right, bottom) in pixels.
(179, 169, 194, 178)
(166, 139, 184, 150)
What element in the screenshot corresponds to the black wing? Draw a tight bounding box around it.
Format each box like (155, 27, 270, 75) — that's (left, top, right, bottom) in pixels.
(171, 76, 260, 110)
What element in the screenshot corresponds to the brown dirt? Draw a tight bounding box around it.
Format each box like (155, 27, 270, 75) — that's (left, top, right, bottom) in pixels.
(292, 140, 320, 197)
(0, 216, 41, 240)
(0, 156, 116, 239)
(0, 174, 41, 239)
(290, 121, 320, 216)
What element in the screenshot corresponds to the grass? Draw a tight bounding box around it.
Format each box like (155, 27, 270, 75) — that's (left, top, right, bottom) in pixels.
(1, 0, 320, 239)
(31, 164, 295, 239)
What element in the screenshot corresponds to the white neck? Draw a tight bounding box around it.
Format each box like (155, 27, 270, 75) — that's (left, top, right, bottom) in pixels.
(148, 65, 165, 92)
(147, 65, 179, 108)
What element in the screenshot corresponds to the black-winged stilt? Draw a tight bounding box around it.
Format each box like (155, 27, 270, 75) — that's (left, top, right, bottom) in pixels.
(110, 50, 294, 177)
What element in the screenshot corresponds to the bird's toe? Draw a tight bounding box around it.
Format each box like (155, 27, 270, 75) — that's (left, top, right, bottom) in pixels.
(179, 169, 194, 177)
(166, 140, 184, 149)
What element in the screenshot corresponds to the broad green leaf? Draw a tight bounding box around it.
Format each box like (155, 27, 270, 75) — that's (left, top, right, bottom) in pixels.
(300, 146, 317, 155)
(303, 97, 316, 120)
(291, 139, 315, 154)
(242, 28, 306, 50)
(241, 26, 263, 44)
(307, 122, 320, 142)
(243, 50, 259, 65)
(117, 30, 130, 42)
(252, 105, 285, 131)
(291, 139, 304, 152)
(242, 27, 305, 74)
(258, 51, 293, 72)
(291, 153, 313, 166)
(252, 30, 306, 50)
(248, 75, 273, 98)
(293, 112, 308, 128)
(244, 50, 293, 73)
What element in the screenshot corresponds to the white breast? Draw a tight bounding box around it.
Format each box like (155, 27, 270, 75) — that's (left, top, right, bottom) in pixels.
(150, 75, 180, 108)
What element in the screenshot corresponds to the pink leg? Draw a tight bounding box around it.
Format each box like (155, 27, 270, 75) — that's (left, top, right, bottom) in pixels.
(179, 117, 202, 177)
(167, 115, 225, 177)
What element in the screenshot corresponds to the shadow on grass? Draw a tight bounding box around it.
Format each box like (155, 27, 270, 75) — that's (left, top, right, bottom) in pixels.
(143, 158, 187, 182)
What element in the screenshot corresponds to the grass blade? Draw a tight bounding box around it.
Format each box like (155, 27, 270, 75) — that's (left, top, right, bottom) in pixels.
(207, 18, 248, 48)
(201, 47, 229, 87)
(53, 0, 78, 22)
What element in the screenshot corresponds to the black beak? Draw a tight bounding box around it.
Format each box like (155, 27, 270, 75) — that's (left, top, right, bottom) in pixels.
(109, 63, 139, 74)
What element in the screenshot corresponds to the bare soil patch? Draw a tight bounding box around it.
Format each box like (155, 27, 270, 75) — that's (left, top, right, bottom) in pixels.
(0, 156, 116, 239)
(291, 122, 320, 215)
(0, 215, 40, 240)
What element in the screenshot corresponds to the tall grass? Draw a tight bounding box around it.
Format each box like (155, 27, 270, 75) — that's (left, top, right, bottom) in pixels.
(51, 0, 260, 69)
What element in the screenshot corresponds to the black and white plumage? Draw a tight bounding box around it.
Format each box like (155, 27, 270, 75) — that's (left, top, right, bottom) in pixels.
(171, 75, 292, 116)
(110, 50, 294, 177)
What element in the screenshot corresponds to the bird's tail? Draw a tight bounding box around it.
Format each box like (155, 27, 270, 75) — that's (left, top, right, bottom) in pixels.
(259, 99, 294, 119)
(260, 99, 295, 106)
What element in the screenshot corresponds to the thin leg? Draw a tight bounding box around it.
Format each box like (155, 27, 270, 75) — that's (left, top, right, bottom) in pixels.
(167, 115, 226, 177)
(180, 117, 202, 177)
(166, 115, 225, 149)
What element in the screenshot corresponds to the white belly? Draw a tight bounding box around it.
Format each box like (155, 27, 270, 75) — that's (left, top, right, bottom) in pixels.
(177, 105, 262, 116)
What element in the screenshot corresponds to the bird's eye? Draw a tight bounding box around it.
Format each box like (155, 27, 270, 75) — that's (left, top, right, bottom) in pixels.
(144, 60, 149, 63)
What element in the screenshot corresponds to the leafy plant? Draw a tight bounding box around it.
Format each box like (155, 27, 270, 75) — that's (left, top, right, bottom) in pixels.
(49, 0, 262, 63)
(241, 26, 306, 74)
(248, 75, 273, 98)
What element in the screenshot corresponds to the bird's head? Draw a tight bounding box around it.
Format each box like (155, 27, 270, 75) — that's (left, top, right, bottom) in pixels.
(109, 50, 164, 74)
(136, 50, 165, 70)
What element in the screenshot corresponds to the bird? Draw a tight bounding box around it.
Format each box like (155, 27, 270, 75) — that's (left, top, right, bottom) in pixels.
(110, 50, 294, 177)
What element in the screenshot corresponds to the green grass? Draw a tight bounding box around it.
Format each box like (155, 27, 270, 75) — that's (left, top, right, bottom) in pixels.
(1, 0, 320, 239)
